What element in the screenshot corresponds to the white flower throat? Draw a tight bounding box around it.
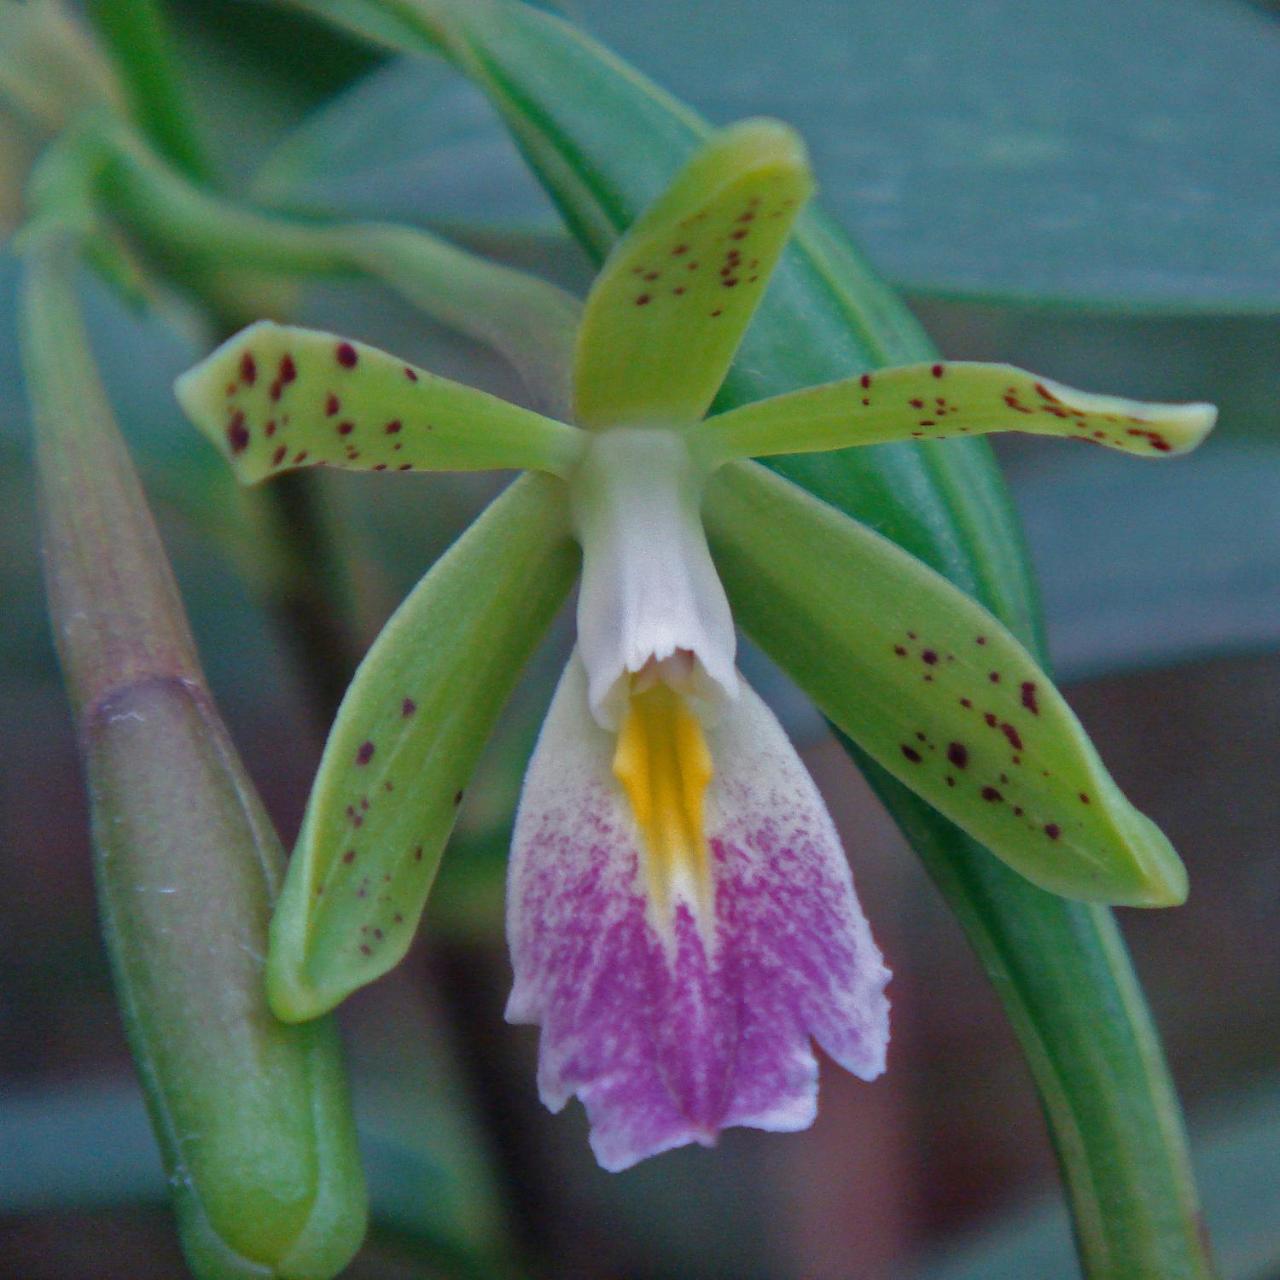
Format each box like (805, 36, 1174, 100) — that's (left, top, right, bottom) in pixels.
(569, 427, 739, 906)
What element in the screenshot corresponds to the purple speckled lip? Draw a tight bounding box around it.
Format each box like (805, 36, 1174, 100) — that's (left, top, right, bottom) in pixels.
(506, 654, 890, 1172)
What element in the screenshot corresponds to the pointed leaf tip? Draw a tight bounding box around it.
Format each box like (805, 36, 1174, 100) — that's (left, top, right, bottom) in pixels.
(176, 321, 585, 482)
(573, 119, 814, 429)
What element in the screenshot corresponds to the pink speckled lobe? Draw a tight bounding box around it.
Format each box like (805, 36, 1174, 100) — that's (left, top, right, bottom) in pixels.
(506, 653, 890, 1171)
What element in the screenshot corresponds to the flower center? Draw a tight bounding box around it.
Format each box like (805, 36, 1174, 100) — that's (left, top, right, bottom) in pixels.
(612, 655, 714, 912)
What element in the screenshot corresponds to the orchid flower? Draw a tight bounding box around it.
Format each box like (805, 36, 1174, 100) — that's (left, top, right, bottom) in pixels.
(175, 120, 1215, 1171)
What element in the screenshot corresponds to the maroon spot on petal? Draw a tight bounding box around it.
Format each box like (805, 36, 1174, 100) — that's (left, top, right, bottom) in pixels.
(325, 393, 340, 416)
(673, 286, 687, 295)
(337, 421, 354, 436)
(336, 342, 358, 368)
(1034, 380, 1061, 404)
(360, 944, 372, 956)
(960, 697, 973, 709)
(1079, 792, 1091, 805)
(240, 352, 257, 385)
(398, 463, 412, 471)
(404, 366, 419, 381)
(989, 671, 1001, 683)
(271, 444, 287, 466)
(945, 776, 956, 787)
(922, 649, 939, 665)
(976, 635, 988, 645)
(385, 419, 402, 434)
(635, 294, 652, 306)
(909, 398, 925, 410)
(860, 373, 873, 389)
(722, 277, 740, 287)
(264, 420, 276, 437)
(279, 354, 297, 384)
(947, 742, 969, 769)
(1020, 680, 1040, 714)
(401, 698, 417, 717)
(356, 741, 375, 766)
(454, 789, 464, 806)
(900, 745, 923, 764)
(932, 363, 945, 378)
(907, 630, 918, 640)
(1044, 822, 1062, 840)
(342, 849, 356, 864)
(227, 411, 249, 453)
(413, 846, 423, 862)
(893, 645, 907, 657)
(1013, 805, 1024, 817)
(374, 463, 387, 471)
(709, 309, 723, 318)
(982, 786, 1003, 803)
(672, 243, 689, 256)
(984, 712, 998, 727)
(292, 450, 308, 464)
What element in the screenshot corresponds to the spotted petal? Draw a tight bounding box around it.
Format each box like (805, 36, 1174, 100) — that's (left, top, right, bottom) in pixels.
(268, 475, 579, 1021)
(506, 651, 890, 1172)
(572, 119, 813, 429)
(694, 362, 1216, 466)
(704, 461, 1188, 907)
(176, 320, 586, 481)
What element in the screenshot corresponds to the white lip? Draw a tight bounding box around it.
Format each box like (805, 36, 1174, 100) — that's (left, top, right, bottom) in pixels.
(569, 426, 739, 730)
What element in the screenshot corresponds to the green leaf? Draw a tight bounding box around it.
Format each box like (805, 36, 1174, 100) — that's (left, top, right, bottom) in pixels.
(273, 0, 1280, 314)
(286, 3, 1213, 1273)
(267, 473, 579, 1021)
(539, 0, 1280, 313)
(699, 361, 1215, 465)
(573, 118, 811, 428)
(705, 460, 1186, 905)
(20, 234, 367, 1280)
(176, 320, 585, 480)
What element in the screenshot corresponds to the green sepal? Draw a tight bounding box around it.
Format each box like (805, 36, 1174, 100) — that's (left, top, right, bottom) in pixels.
(175, 320, 586, 482)
(705, 460, 1187, 907)
(697, 361, 1216, 466)
(267, 473, 580, 1021)
(573, 119, 812, 428)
